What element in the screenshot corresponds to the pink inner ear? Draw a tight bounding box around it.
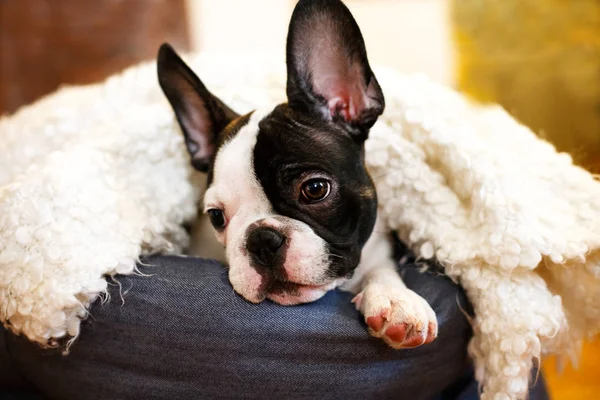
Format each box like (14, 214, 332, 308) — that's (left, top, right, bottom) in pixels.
(310, 51, 377, 123)
(180, 93, 215, 162)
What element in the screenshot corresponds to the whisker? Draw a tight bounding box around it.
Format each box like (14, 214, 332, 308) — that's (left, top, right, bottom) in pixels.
(371, 170, 392, 180)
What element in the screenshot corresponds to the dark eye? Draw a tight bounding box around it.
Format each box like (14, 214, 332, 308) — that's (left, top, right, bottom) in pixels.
(300, 179, 331, 203)
(207, 209, 226, 230)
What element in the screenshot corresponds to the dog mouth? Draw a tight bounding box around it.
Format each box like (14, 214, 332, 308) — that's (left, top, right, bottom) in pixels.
(272, 280, 331, 291)
(263, 279, 342, 305)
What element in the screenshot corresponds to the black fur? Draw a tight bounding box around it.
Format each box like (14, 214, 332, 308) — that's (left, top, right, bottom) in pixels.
(253, 105, 378, 278)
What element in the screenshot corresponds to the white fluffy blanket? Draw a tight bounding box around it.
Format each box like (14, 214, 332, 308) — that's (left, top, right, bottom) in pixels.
(1, 52, 599, 400)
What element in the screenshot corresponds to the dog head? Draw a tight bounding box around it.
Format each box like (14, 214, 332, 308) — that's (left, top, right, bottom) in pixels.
(157, 0, 384, 305)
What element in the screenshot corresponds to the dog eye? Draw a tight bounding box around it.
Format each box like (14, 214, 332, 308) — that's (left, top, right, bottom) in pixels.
(207, 209, 226, 230)
(300, 179, 331, 203)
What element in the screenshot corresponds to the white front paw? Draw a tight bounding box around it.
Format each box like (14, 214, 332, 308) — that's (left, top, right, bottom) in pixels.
(352, 283, 438, 349)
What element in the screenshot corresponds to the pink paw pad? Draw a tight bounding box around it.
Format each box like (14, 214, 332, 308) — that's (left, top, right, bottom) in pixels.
(366, 315, 385, 332)
(384, 324, 407, 343)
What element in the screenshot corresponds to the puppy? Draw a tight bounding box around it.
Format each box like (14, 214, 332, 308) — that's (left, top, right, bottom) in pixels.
(157, 0, 437, 349)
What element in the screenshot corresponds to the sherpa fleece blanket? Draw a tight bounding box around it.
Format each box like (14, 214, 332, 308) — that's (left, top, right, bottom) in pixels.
(1, 52, 599, 400)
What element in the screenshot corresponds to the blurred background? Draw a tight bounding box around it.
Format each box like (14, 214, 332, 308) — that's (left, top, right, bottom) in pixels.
(2, 0, 598, 172)
(0, 0, 598, 398)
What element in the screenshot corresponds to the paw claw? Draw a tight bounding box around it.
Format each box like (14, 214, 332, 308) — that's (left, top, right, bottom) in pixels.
(424, 321, 437, 344)
(351, 293, 363, 308)
(399, 330, 426, 348)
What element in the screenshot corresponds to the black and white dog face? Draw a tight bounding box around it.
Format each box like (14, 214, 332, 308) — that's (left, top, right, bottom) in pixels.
(158, 0, 385, 305)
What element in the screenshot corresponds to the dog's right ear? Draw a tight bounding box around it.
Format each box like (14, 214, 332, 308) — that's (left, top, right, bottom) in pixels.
(157, 43, 239, 172)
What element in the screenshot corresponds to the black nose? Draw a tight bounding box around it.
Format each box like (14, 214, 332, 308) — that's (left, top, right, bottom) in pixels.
(246, 227, 285, 267)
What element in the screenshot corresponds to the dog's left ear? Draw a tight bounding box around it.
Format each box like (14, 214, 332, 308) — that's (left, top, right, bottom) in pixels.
(286, 0, 385, 141)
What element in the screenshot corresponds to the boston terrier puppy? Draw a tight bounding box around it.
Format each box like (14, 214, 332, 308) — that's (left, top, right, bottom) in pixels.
(157, 0, 437, 349)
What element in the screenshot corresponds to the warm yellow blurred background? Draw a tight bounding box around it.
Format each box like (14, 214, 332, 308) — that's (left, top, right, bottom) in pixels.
(452, 0, 600, 172)
(1, 1, 598, 398)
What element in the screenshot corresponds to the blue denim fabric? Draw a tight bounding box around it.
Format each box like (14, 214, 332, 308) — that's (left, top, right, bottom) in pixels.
(0, 255, 548, 400)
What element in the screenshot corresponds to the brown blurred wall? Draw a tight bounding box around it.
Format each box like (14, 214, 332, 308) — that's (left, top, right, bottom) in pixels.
(0, 0, 190, 115)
